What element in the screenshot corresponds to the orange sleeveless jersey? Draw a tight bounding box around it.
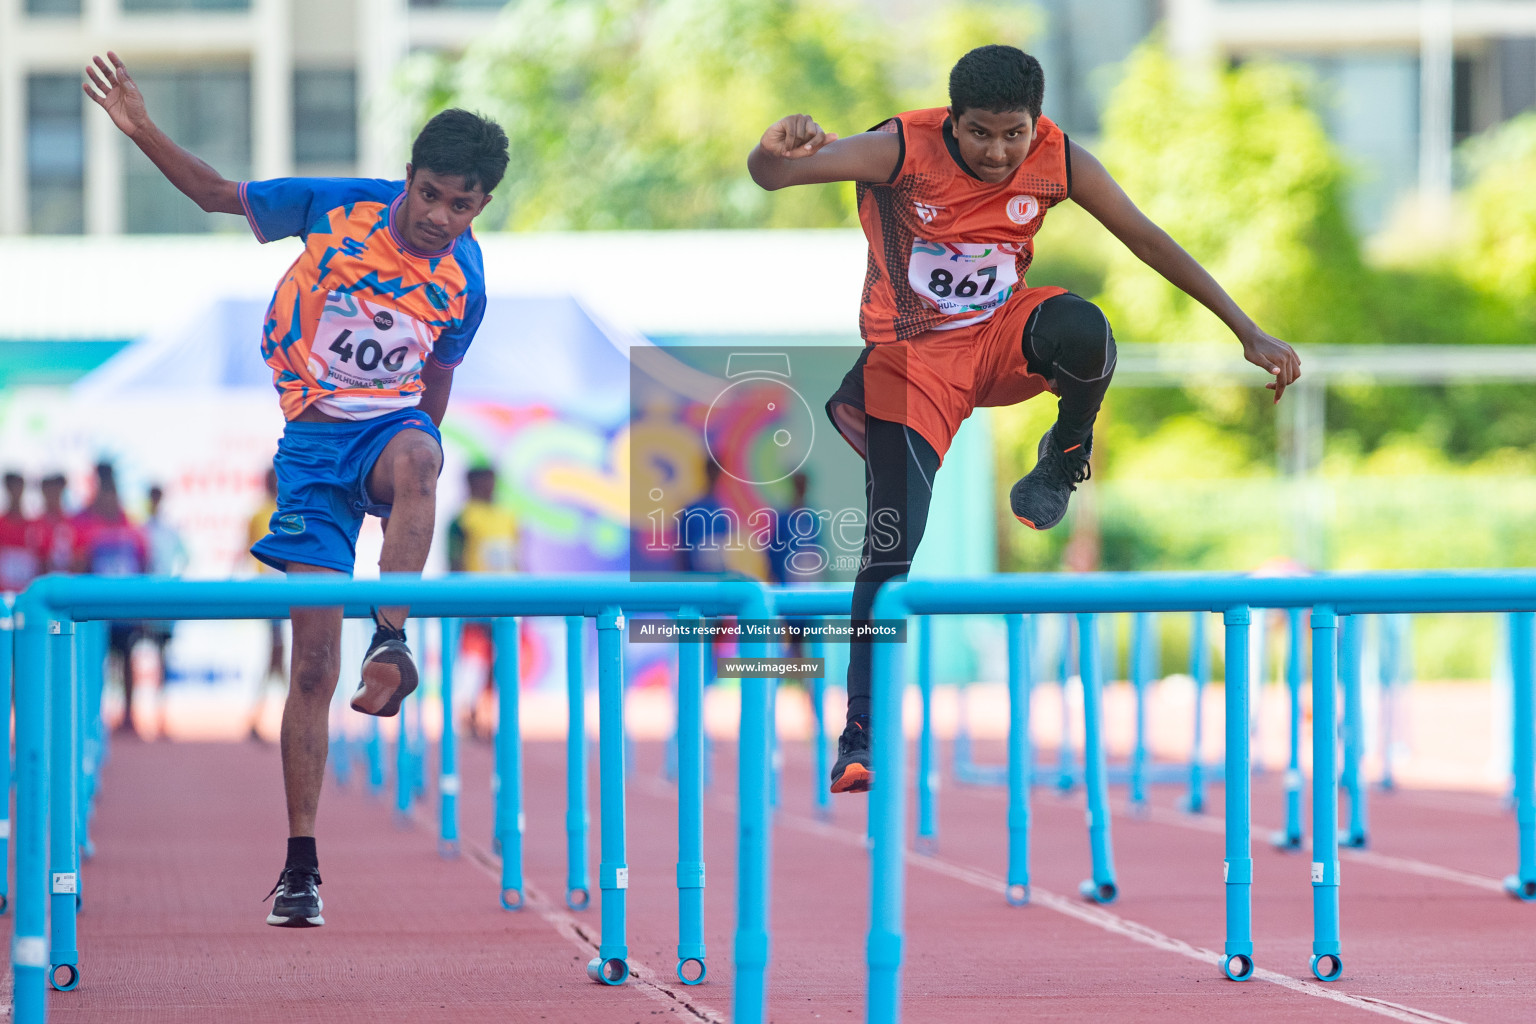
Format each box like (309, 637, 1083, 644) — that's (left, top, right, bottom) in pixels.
(855, 108, 1070, 344)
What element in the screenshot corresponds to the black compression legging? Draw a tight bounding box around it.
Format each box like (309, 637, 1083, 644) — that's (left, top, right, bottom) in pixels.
(844, 293, 1116, 722)
(1021, 293, 1117, 447)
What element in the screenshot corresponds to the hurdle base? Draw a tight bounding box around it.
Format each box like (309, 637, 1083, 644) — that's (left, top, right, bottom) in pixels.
(1503, 874, 1536, 901)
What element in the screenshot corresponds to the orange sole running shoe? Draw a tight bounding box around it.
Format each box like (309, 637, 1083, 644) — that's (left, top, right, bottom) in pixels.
(831, 762, 873, 793)
(830, 718, 872, 793)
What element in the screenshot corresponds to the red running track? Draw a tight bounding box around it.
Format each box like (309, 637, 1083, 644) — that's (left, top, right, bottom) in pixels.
(6, 735, 1534, 1022)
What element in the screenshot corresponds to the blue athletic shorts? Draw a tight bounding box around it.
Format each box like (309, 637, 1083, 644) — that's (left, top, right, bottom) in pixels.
(251, 408, 441, 575)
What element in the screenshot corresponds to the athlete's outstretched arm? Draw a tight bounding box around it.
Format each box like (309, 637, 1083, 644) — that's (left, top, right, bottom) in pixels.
(417, 358, 455, 427)
(1068, 140, 1301, 401)
(748, 115, 901, 190)
(83, 51, 242, 216)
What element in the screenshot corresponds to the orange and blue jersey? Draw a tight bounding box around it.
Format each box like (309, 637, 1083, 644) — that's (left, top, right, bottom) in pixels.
(239, 178, 487, 421)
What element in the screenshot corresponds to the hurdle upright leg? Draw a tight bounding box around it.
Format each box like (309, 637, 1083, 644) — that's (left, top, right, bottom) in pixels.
(49, 616, 80, 991)
(1378, 615, 1401, 792)
(810, 621, 830, 820)
(1005, 613, 1032, 906)
(1309, 607, 1343, 981)
(588, 607, 630, 984)
(1076, 613, 1118, 903)
(733, 600, 774, 1024)
(674, 607, 707, 984)
(866, 607, 907, 1024)
(438, 618, 461, 857)
(1, 598, 13, 915)
(79, 622, 106, 862)
(493, 617, 524, 909)
(1221, 606, 1255, 981)
(1505, 611, 1536, 901)
(12, 593, 50, 1024)
(365, 716, 385, 795)
(1187, 611, 1209, 814)
(1129, 612, 1151, 812)
(1056, 614, 1075, 791)
(1340, 615, 1368, 848)
(394, 651, 413, 823)
(916, 616, 938, 853)
(1275, 608, 1305, 849)
(564, 616, 591, 910)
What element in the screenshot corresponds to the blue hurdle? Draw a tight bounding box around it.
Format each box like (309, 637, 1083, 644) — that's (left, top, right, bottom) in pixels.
(9, 574, 778, 1024)
(1187, 611, 1210, 814)
(1340, 614, 1368, 849)
(439, 618, 462, 857)
(564, 615, 592, 910)
(865, 571, 1536, 1024)
(1505, 612, 1536, 901)
(1274, 607, 1306, 849)
(1, 595, 14, 916)
(493, 616, 524, 909)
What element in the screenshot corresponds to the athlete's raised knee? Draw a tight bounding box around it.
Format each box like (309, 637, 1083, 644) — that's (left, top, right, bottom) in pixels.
(1026, 293, 1116, 384)
(390, 435, 443, 495)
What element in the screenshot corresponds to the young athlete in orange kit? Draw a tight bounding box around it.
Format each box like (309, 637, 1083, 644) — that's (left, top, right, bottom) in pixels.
(749, 45, 1301, 793)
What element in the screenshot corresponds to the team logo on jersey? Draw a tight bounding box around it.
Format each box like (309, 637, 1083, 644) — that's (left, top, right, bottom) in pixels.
(913, 201, 946, 225)
(276, 514, 306, 536)
(373, 310, 395, 331)
(1006, 195, 1040, 225)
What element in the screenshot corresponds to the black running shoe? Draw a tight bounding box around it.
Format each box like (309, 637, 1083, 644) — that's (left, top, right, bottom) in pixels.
(830, 719, 873, 794)
(1009, 425, 1092, 531)
(351, 613, 418, 717)
(265, 867, 323, 927)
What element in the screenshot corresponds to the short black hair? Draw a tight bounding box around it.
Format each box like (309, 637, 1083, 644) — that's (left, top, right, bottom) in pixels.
(3, 471, 22, 486)
(949, 45, 1044, 120)
(411, 109, 510, 195)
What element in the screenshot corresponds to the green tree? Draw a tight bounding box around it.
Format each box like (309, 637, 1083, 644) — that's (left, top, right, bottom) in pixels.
(1094, 46, 1367, 350)
(401, 0, 1044, 230)
(403, 0, 903, 229)
(1460, 110, 1536, 304)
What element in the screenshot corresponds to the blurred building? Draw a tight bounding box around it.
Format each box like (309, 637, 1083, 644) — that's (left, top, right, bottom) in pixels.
(4, 0, 1534, 239)
(0, 0, 501, 237)
(1168, 0, 1536, 231)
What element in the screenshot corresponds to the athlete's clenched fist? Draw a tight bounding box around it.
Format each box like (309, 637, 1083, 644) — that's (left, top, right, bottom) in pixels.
(759, 115, 840, 159)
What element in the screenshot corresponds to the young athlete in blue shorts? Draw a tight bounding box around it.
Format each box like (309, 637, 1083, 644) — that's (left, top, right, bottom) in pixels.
(86, 51, 509, 926)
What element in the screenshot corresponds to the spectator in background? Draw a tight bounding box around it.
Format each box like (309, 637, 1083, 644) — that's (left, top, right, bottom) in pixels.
(142, 484, 189, 738)
(34, 473, 76, 575)
(677, 458, 730, 575)
(246, 466, 286, 742)
(448, 465, 519, 740)
(1, 471, 40, 593)
(71, 462, 150, 735)
(768, 471, 820, 659)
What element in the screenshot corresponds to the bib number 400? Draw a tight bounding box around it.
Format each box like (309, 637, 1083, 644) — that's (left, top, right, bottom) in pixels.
(926, 266, 998, 299)
(329, 330, 409, 373)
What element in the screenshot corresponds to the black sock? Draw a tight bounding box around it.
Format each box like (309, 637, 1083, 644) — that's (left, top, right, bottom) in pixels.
(286, 836, 318, 872)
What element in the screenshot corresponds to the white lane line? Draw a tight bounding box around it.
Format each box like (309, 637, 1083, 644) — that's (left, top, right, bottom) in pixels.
(402, 796, 729, 1024)
(1127, 803, 1506, 894)
(456, 839, 729, 1024)
(772, 808, 1471, 1024)
(460, 841, 730, 1024)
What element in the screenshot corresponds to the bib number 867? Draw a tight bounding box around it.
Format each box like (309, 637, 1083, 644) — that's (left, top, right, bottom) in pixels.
(329, 330, 409, 373)
(927, 266, 998, 299)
